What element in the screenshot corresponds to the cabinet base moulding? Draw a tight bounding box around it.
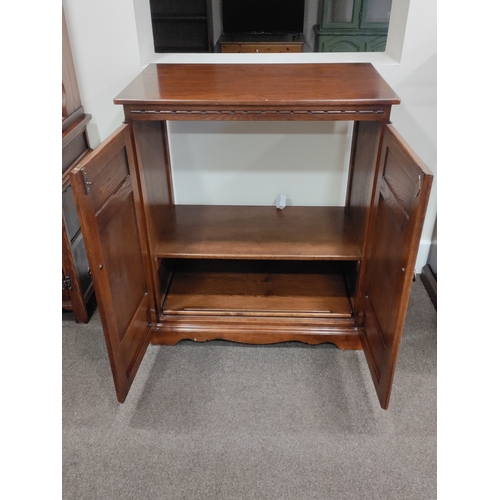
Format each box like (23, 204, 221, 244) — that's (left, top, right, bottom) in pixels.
(152, 318, 363, 350)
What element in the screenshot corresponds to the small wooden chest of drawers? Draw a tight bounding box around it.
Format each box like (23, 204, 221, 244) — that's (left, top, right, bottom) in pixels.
(218, 34, 305, 53)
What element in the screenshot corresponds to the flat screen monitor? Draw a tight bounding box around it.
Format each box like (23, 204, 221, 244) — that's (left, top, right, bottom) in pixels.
(222, 0, 305, 34)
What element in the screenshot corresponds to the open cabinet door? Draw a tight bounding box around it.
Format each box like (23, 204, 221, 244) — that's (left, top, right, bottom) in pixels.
(361, 124, 433, 409)
(70, 125, 153, 403)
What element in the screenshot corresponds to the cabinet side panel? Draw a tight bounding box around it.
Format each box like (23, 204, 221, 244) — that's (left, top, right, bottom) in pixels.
(346, 121, 383, 314)
(62, 219, 89, 323)
(131, 121, 174, 310)
(132, 121, 173, 246)
(346, 121, 382, 249)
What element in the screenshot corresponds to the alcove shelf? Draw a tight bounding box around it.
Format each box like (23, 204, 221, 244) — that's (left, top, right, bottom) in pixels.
(155, 206, 361, 260)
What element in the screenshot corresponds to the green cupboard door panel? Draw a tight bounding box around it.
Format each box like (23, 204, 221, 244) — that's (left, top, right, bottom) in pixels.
(320, 35, 365, 52)
(321, 0, 362, 30)
(360, 0, 392, 29)
(318, 34, 387, 52)
(365, 36, 387, 52)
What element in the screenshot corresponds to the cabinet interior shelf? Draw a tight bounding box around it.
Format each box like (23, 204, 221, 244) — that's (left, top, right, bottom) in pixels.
(155, 205, 361, 260)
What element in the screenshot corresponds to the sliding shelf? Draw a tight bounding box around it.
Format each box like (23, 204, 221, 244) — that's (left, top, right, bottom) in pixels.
(154, 258, 361, 347)
(155, 205, 361, 260)
(162, 260, 353, 319)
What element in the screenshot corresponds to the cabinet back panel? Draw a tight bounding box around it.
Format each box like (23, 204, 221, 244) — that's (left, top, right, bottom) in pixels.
(168, 120, 351, 207)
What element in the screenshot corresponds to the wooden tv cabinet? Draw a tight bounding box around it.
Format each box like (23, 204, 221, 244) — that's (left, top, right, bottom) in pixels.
(218, 34, 305, 53)
(70, 63, 433, 409)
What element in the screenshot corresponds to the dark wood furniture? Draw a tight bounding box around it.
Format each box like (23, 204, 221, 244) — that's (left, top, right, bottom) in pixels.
(421, 219, 437, 308)
(218, 34, 305, 53)
(62, 7, 93, 322)
(149, 0, 214, 52)
(70, 63, 432, 408)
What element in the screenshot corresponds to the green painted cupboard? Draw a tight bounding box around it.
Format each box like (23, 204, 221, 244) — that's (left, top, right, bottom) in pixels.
(315, 0, 392, 52)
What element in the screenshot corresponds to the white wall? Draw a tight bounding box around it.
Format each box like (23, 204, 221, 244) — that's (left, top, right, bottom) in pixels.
(63, 0, 143, 144)
(376, 0, 437, 269)
(63, 0, 436, 272)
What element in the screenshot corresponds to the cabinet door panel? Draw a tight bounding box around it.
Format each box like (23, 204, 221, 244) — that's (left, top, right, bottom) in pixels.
(361, 124, 433, 409)
(70, 124, 152, 403)
(62, 222, 90, 323)
(322, 0, 362, 29)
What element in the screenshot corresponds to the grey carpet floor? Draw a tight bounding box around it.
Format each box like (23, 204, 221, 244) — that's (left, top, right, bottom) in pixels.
(62, 277, 436, 500)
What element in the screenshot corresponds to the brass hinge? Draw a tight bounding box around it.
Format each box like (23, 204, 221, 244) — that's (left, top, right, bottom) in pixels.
(81, 168, 92, 194)
(62, 276, 72, 290)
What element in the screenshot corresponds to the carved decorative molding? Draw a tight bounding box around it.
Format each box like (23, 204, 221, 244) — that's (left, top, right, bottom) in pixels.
(130, 109, 386, 117)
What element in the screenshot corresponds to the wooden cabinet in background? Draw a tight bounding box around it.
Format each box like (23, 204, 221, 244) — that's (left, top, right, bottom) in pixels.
(62, 7, 94, 322)
(421, 219, 437, 309)
(149, 0, 214, 52)
(219, 34, 305, 53)
(70, 63, 432, 408)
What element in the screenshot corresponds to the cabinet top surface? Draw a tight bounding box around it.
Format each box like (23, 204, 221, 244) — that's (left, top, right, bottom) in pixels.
(114, 63, 400, 109)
